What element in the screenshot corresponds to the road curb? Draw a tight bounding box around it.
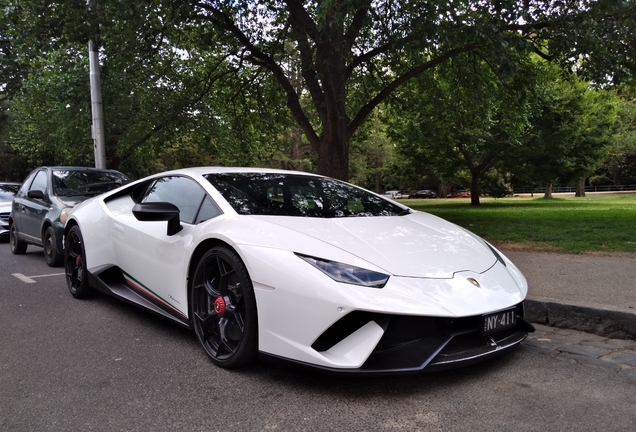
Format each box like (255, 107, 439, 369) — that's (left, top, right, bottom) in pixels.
(526, 296, 636, 340)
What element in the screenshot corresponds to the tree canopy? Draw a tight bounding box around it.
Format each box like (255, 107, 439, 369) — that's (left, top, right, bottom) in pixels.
(1, 0, 635, 184)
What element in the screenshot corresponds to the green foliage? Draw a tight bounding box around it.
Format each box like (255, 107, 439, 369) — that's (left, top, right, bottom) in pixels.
(509, 66, 620, 190)
(1, 0, 635, 183)
(7, 46, 93, 166)
(388, 49, 536, 203)
(594, 87, 636, 185)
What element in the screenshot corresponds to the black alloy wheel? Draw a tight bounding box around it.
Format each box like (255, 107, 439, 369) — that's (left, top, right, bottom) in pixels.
(64, 225, 93, 298)
(43, 226, 63, 267)
(9, 222, 27, 254)
(191, 246, 258, 368)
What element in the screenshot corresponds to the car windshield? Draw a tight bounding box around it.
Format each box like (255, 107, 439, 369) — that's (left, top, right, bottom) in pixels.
(204, 173, 409, 218)
(53, 170, 129, 197)
(0, 184, 19, 201)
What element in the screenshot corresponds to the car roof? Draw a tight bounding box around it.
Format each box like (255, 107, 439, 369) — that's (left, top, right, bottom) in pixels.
(157, 166, 323, 178)
(41, 166, 125, 173)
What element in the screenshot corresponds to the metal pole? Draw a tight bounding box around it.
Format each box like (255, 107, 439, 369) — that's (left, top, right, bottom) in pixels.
(88, 0, 106, 169)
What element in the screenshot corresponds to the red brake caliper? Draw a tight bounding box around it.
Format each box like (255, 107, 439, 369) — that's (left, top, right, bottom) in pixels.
(213, 296, 226, 316)
(76, 256, 82, 267)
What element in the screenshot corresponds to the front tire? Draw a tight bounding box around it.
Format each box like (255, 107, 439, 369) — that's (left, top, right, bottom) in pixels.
(191, 246, 258, 368)
(9, 222, 27, 254)
(64, 226, 93, 298)
(43, 226, 63, 267)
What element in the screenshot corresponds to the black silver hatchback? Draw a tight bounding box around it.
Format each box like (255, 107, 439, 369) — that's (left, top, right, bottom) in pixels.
(9, 166, 129, 266)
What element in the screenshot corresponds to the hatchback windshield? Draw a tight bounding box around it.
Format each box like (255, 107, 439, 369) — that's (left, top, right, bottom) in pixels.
(205, 173, 409, 218)
(53, 170, 129, 197)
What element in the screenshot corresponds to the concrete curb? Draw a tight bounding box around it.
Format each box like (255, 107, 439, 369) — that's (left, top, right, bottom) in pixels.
(526, 296, 636, 340)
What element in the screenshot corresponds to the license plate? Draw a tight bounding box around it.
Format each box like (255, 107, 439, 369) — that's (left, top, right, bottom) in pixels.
(481, 308, 517, 335)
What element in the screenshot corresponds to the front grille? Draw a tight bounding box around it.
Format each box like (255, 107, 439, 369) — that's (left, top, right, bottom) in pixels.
(0, 212, 9, 227)
(311, 302, 529, 373)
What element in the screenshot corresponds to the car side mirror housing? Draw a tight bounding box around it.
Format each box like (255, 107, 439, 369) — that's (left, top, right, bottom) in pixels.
(132, 202, 183, 236)
(27, 190, 45, 200)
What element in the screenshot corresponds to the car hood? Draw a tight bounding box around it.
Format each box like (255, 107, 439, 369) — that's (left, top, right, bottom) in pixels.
(55, 195, 93, 208)
(253, 212, 496, 279)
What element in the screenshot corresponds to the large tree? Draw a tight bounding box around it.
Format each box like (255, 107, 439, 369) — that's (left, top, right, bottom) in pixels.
(509, 71, 619, 197)
(389, 50, 535, 205)
(190, 0, 636, 180)
(2, 1, 635, 180)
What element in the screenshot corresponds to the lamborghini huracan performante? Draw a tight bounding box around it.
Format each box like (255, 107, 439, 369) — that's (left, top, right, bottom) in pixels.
(63, 167, 534, 374)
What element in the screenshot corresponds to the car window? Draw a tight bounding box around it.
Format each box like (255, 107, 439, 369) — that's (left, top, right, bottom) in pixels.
(18, 172, 36, 196)
(142, 176, 217, 225)
(205, 173, 408, 218)
(195, 195, 222, 224)
(53, 169, 129, 197)
(29, 170, 48, 194)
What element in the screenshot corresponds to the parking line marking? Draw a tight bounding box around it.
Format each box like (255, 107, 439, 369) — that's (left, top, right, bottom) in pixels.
(13, 272, 65, 284)
(12, 273, 36, 283)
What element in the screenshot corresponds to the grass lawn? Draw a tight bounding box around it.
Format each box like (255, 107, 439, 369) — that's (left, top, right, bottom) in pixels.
(402, 194, 636, 254)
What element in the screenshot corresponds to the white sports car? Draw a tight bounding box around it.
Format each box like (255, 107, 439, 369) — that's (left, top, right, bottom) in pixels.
(63, 167, 534, 374)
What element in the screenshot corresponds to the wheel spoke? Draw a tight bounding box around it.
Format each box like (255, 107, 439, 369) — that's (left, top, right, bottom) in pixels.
(201, 313, 220, 341)
(216, 257, 235, 296)
(217, 318, 238, 353)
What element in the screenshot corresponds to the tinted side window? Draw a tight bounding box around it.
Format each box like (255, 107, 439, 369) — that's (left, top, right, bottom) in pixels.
(195, 195, 222, 224)
(142, 176, 207, 224)
(30, 171, 48, 194)
(18, 172, 37, 196)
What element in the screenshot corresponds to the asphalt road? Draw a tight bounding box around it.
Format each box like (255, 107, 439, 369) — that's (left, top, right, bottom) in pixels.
(1, 239, 635, 431)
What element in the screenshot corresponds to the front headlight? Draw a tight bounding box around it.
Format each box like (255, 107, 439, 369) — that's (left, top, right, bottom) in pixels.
(295, 253, 389, 288)
(60, 207, 72, 224)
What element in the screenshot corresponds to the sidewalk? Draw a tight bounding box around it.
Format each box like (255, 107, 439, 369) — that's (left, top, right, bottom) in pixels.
(503, 250, 636, 340)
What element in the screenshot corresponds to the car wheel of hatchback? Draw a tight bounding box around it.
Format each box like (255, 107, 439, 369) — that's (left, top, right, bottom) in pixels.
(9, 222, 27, 254)
(43, 226, 63, 267)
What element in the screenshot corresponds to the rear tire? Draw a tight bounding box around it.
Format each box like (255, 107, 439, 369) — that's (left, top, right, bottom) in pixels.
(9, 222, 27, 254)
(191, 246, 258, 368)
(64, 226, 93, 298)
(43, 226, 63, 267)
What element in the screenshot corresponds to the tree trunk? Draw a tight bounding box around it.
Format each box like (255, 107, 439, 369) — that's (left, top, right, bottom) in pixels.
(440, 181, 452, 198)
(283, 128, 310, 171)
(470, 171, 481, 205)
(543, 182, 553, 198)
(316, 125, 349, 180)
(375, 170, 382, 193)
(575, 177, 586, 197)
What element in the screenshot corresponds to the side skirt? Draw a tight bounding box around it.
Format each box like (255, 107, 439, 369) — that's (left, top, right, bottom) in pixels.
(87, 264, 191, 329)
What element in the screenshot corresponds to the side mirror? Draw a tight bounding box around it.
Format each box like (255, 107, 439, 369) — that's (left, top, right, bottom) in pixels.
(132, 202, 182, 236)
(27, 190, 45, 200)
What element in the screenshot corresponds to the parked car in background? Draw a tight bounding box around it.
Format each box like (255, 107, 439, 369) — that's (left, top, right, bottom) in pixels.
(382, 190, 402, 199)
(0, 182, 21, 237)
(448, 190, 471, 198)
(9, 166, 129, 266)
(408, 190, 437, 199)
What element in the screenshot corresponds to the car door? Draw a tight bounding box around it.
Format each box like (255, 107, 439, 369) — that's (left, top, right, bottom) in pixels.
(13, 169, 49, 243)
(111, 175, 222, 316)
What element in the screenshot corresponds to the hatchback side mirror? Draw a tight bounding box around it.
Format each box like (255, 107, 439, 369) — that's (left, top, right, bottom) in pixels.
(132, 202, 182, 236)
(27, 190, 45, 200)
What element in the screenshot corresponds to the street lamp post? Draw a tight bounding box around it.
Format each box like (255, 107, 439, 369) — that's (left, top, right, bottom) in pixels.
(87, 0, 106, 169)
